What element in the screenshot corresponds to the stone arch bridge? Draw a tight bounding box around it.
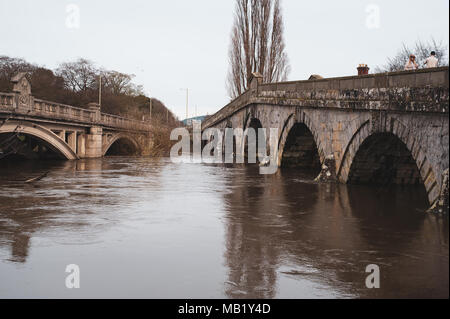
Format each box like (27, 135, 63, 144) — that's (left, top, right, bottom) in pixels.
(202, 67, 449, 211)
(0, 73, 153, 160)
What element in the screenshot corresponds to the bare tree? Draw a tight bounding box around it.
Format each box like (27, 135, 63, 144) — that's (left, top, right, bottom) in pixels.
(102, 70, 135, 95)
(0, 56, 36, 92)
(56, 58, 98, 92)
(376, 38, 449, 72)
(0, 56, 35, 79)
(227, 0, 290, 99)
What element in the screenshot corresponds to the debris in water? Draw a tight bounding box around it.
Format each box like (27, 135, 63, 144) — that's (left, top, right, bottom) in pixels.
(25, 171, 49, 184)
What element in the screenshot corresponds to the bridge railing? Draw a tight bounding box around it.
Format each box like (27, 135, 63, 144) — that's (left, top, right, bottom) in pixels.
(202, 89, 254, 130)
(100, 113, 150, 131)
(33, 98, 94, 123)
(0, 91, 152, 132)
(0, 93, 15, 109)
(257, 66, 449, 94)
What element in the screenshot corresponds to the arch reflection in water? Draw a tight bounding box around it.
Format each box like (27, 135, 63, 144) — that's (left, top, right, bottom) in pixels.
(222, 165, 448, 299)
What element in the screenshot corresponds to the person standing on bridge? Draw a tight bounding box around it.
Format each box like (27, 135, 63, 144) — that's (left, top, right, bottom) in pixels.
(424, 51, 439, 68)
(404, 54, 419, 71)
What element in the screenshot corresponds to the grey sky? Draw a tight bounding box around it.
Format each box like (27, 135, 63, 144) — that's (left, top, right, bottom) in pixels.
(1, 0, 449, 119)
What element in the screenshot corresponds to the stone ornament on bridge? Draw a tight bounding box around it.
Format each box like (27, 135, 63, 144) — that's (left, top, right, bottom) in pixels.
(88, 102, 101, 123)
(357, 64, 370, 76)
(249, 72, 263, 91)
(308, 74, 324, 81)
(11, 72, 32, 108)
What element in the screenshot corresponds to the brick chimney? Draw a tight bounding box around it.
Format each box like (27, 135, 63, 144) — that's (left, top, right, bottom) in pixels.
(357, 64, 370, 76)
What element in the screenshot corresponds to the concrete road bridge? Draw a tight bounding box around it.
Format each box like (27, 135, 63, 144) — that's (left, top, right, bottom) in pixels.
(202, 67, 449, 211)
(0, 73, 153, 160)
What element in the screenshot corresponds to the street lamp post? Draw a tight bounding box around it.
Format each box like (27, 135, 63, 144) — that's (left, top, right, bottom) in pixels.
(149, 97, 152, 122)
(180, 88, 189, 120)
(98, 75, 102, 107)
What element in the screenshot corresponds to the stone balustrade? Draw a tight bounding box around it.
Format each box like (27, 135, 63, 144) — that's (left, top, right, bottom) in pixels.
(0, 91, 151, 132)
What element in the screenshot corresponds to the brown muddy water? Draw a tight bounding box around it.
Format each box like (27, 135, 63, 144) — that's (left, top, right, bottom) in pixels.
(0, 157, 448, 298)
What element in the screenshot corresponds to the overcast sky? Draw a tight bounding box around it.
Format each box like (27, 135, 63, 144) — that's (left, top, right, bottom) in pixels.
(1, 0, 449, 119)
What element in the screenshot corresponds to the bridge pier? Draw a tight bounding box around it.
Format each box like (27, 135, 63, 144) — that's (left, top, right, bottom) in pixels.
(85, 127, 103, 158)
(77, 133, 86, 158)
(314, 154, 337, 182)
(67, 131, 77, 153)
(429, 169, 449, 214)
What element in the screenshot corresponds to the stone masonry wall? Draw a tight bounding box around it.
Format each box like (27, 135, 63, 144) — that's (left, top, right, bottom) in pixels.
(204, 67, 449, 208)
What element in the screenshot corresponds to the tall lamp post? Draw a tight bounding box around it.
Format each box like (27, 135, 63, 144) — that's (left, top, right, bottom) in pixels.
(180, 88, 189, 120)
(149, 97, 153, 122)
(98, 75, 102, 107)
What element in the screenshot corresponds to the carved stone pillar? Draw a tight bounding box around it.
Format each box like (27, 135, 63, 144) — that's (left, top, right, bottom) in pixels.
(11, 72, 33, 111)
(88, 103, 101, 123)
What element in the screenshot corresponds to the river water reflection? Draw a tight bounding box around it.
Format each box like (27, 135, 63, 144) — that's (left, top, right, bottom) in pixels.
(0, 158, 448, 298)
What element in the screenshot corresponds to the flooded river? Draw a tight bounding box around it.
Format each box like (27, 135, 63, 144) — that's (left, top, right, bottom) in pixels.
(0, 157, 448, 298)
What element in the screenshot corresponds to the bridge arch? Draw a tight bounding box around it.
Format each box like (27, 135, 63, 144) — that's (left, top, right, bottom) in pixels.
(339, 118, 438, 205)
(222, 122, 233, 162)
(0, 121, 78, 160)
(241, 116, 266, 163)
(277, 111, 323, 174)
(102, 133, 140, 156)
